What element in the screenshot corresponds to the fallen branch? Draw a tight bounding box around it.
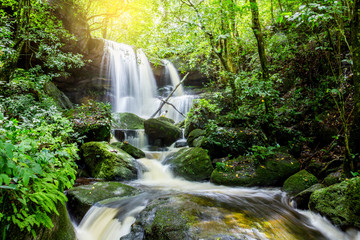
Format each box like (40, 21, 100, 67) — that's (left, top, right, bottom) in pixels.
(159, 99, 186, 118)
(150, 72, 189, 118)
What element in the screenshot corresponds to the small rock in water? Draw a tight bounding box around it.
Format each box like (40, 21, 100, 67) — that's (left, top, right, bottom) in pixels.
(175, 140, 187, 148)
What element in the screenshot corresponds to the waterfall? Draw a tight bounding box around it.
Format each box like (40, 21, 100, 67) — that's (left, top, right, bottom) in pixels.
(102, 40, 194, 122)
(103, 41, 158, 116)
(162, 59, 184, 96)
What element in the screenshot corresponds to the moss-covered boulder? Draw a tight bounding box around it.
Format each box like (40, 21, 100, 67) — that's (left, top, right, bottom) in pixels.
(163, 147, 214, 181)
(293, 184, 323, 210)
(211, 153, 300, 187)
(156, 116, 175, 124)
(283, 170, 318, 194)
(81, 141, 137, 180)
(67, 181, 139, 224)
(112, 112, 145, 129)
(111, 141, 145, 159)
(44, 81, 73, 109)
(309, 177, 360, 228)
(123, 192, 326, 240)
(187, 129, 205, 147)
(144, 118, 181, 146)
(2, 203, 76, 240)
(322, 171, 343, 186)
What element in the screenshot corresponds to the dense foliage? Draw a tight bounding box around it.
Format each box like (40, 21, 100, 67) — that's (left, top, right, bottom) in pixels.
(0, 0, 85, 237)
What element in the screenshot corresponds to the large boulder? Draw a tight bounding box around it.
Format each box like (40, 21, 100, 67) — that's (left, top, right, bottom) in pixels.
(67, 181, 139, 224)
(81, 142, 137, 180)
(163, 147, 214, 181)
(309, 177, 360, 228)
(211, 153, 300, 187)
(144, 118, 181, 146)
(111, 141, 145, 159)
(123, 192, 326, 240)
(112, 112, 145, 129)
(283, 170, 318, 195)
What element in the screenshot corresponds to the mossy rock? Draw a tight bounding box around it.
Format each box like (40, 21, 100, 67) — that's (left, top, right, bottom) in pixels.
(309, 177, 360, 228)
(187, 129, 205, 147)
(112, 112, 145, 129)
(322, 171, 343, 186)
(67, 181, 139, 224)
(111, 141, 145, 159)
(156, 116, 175, 124)
(283, 170, 318, 195)
(44, 81, 73, 109)
(293, 184, 323, 210)
(163, 147, 214, 181)
(123, 192, 326, 240)
(81, 141, 137, 180)
(211, 153, 300, 187)
(144, 118, 181, 146)
(2, 203, 76, 240)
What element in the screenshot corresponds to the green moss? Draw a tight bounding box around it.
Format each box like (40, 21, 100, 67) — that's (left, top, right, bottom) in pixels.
(111, 141, 146, 158)
(156, 116, 175, 124)
(67, 181, 139, 224)
(283, 170, 318, 194)
(81, 141, 137, 180)
(144, 118, 181, 146)
(309, 177, 360, 228)
(187, 129, 205, 147)
(112, 112, 145, 129)
(164, 147, 214, 181)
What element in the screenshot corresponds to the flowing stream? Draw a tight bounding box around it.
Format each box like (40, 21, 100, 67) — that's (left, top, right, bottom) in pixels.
(77, 41, 360, 239)
(75, 141, 360, 240)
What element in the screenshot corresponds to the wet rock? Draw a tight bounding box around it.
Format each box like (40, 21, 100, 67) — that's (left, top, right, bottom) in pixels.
(322, 171, 344, 186)
(187, 129, 205, 147)
(144, 118, 181, 146)
(112, 112, 145, 129)
(293, 184, 323, 210)
(123, 192, 323, 240)
(309, 177, 360, 229)
(111, 141, 145, 159)
(67, 181, 139, 224)
(163, 147, 214, 181)
(283, 170, 318, 195)
(211, 153, 300, 187)
(174, 139, 187, 148)
(81, 141, 137, 180)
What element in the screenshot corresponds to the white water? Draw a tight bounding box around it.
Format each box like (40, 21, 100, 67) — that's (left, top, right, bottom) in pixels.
(75, 148, 360, 240)
(103, 41, 194, 122)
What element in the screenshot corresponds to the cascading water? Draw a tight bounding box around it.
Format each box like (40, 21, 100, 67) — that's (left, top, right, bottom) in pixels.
(103, 40, 194, 122)
(102, 41, 158, 116)
(75, 145, 360, 240)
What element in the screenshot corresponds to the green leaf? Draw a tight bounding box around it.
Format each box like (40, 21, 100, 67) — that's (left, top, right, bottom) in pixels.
(23, 171, 30, 187)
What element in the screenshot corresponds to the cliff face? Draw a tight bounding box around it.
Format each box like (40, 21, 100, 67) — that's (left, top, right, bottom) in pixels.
(49, 0, 109, 104)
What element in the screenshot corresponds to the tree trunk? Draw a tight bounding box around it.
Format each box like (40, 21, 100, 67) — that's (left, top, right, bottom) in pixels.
(250, 0, 272, 116)
(349, 0, 360, 174)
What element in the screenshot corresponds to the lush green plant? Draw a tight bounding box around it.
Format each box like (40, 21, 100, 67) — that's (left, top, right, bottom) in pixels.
(68, 100, 112, 142)
(0, 108, 78, 237)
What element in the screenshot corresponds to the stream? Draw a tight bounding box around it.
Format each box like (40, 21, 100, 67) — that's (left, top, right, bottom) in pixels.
(73, 136, 360, 240)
